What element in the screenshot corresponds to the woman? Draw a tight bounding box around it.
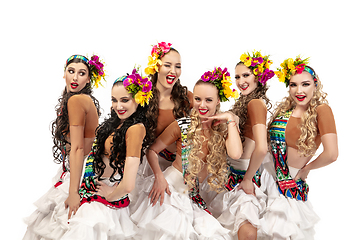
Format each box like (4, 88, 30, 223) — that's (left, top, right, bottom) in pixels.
(61, 69, 154, 239)
(23, 54, 105, 239)
(139, 42, 192, 177)
(260, 56, 338, 239)
(204, 51, 275, 240)
(131, 67, 239, 239)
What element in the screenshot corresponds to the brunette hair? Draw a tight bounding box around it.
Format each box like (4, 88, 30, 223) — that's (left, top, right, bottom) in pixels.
(92, 81, 155, 181)
(51, 56, 101, 163)
(230, 62, 271, 143)
(147, 49, 191, 130)
(268, 65, 328, 156)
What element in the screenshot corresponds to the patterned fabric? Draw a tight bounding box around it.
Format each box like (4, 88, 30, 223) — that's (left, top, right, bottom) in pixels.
(177, 117, 210, 214)
(269, 110, 309, 201)
(159, 148, 176, 162)
(78, 147, 130, 209)
(225, 166, 261, 191)
(54, 142, 68, 188)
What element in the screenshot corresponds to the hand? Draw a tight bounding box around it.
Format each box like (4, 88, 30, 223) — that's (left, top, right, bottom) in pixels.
(148, 174, 171, 206)
(294, 167, 310, 182)
(64, 192, 81, 219)
(237, 179, 255, 196)
(95, 180, 118, 201)
(202, 112, 236, 126)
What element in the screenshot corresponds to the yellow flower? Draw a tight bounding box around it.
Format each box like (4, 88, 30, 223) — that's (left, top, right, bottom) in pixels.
(144, 56, 162, 75)
(240, 53, 249, 62)
(223, 86, 233, 98)
(275, 71, 285, 83)
(221, 75, 231, 88)
(233, 89, 239, 99)
(244, 58, 252, 67)
(135, 90, 153, 106)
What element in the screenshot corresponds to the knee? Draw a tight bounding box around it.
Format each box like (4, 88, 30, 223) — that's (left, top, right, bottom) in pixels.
(238, 223, 257, 240)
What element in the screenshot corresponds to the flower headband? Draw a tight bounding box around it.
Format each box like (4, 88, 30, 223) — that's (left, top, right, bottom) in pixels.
(65, 54, 106, 89)
(275, 56, 317, 87)
(239, 50, 275, 85)
(113, 68, 153, 107)
(144, 42, 173, 75)
(200, 67, 239, 102)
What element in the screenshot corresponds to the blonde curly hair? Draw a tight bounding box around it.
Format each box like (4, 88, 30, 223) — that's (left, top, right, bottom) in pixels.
(268, 66, 328, 157)
(184, 81, 229, 193)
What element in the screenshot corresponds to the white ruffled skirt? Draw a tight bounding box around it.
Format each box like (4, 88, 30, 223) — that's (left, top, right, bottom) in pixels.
(130, 165, 231, 240)
(61, 176, 138, 240)
(23, 162, 72, 239)
(202, 159, 267, 239)
(259, 155, 320, 240)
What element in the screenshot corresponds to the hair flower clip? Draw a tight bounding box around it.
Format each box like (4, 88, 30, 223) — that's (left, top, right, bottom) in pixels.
(144, 42, 172, 75)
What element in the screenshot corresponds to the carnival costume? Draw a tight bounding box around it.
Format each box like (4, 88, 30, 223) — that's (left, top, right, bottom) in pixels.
(131, 67, 238, 240)
(136, 42, 193, 179)
(23, 55, 105, 240)
(260, 57, 336, 240)
(200, 52, 273, 239)
(59, 69, 151, 240)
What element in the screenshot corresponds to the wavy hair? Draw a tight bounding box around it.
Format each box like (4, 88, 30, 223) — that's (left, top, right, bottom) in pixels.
(147, 49, 191, 130)
(268, 66, 328, 157)
(230, 62, 271, 144)
(92, 82, 156, 181)
(185, 81, 228, 193)
(51, 57, 101, 163)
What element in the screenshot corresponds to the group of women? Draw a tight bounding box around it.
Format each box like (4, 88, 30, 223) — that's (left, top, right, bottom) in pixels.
(23, 42, 338, 240)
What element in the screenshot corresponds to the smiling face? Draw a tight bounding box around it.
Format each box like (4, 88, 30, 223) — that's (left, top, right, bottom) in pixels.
(234, 64, 258, 96)
(64, 62, 90, 92)
(156, 50, 181, 91)
(193, 82, 220, 118)
(289, 71, 316, 108)
(111, 83, 138, 121)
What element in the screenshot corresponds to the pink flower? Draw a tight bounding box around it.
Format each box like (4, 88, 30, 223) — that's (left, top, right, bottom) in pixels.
(158, 42, 172, 53)
(142, 80, 152, 92)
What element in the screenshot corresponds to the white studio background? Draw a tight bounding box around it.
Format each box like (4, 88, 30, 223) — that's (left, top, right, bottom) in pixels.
(1, 0, 358, 239)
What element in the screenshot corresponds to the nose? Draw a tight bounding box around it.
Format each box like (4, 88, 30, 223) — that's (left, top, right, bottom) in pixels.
(296, 85, 303, 93)
(170, 65, 176, 74)
(116, 102, 123, 110)
(199, 100, 206, 108)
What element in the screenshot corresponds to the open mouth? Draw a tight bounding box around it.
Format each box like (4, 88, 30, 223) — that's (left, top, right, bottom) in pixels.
(71, 82, 79, 89)
(295, 95, 306, 102)
(198, 109, 209, 115)
(240, 84, 249, 91)
(118, 110, 126, 115)
(166, 75, 176, 84)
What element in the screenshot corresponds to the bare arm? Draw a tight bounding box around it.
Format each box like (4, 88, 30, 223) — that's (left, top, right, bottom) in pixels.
(64, 125, 85, 219)
(238, 123, 267, 195)
(99, 157, 141, 202)
(295, 133, 338, 181)
(146, 139, 171, 206)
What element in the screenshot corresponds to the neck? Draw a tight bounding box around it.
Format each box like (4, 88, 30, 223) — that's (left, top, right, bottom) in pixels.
(292, 103, 309, 117)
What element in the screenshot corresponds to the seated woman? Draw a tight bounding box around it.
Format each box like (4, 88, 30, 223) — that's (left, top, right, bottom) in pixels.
(61, 69, 155, 240)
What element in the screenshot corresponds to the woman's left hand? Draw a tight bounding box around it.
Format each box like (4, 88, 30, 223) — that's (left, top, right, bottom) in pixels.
(294, 167, 310, 182)
(202, 112, 238, 126)
(237, 179, 255, 196)
(95, 180, 118, 200)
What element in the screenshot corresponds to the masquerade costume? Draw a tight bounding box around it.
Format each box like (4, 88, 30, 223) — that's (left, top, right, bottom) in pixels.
(260, 57, 336, 239)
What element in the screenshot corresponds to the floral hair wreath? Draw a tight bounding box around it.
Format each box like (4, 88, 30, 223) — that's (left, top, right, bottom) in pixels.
(239, 50, 275, 86)
(144, 42, 173, 75)
(113, 68, 153, 107)
(275, 55, 317, 87)
(200, 67, 239, 102)
(65, 54, 106, 89)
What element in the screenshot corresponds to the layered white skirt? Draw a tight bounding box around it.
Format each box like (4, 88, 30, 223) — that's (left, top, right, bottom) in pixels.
(259, 156, 320, 240)
(61, 177, 137, 240)
(130, 165, 231, 240)
(23, 163, 72, 239)
(202, 159, 267, 239)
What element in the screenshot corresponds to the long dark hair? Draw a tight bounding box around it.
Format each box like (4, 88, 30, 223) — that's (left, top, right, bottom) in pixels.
(230, 62, 271, 143)
(51, 57, 101, 163)
(147, 49, 191, 130)
(92, 82, 155, 181)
